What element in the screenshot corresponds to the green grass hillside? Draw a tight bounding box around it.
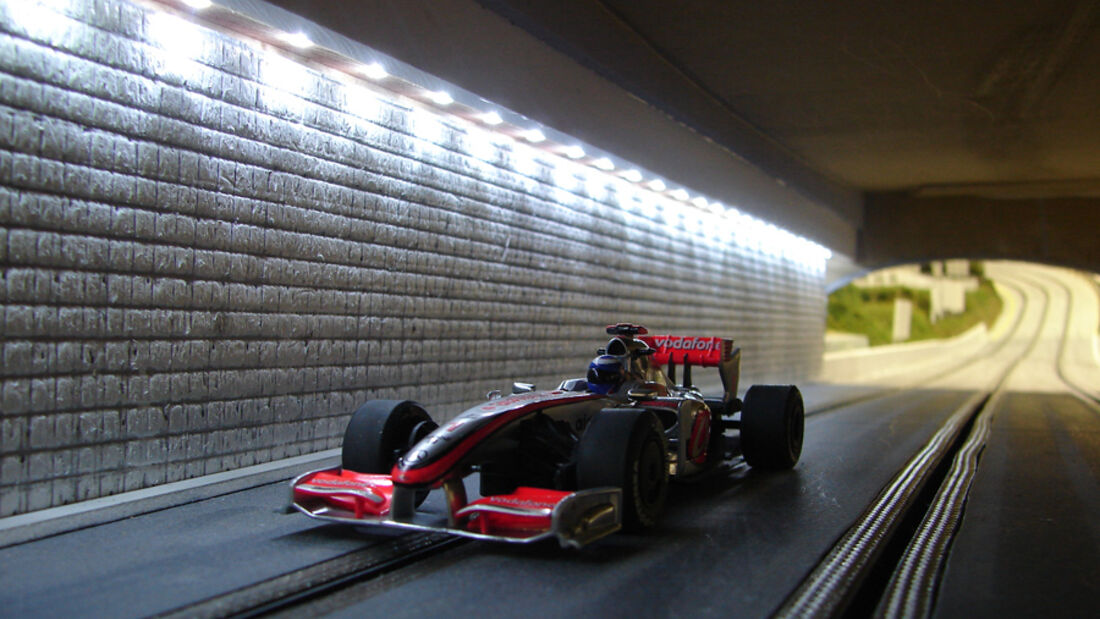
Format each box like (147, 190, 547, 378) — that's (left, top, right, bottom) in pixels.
(828, 279, 1003, 346)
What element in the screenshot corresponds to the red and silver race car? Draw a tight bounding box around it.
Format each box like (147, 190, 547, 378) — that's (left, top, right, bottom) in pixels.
(291, 324, 804, 548)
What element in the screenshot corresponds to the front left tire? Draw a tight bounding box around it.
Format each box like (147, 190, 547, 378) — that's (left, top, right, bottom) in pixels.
(576, 409, 669, 531)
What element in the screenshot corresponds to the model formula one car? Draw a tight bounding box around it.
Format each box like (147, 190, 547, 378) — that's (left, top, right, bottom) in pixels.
(291, 324, 804, 548)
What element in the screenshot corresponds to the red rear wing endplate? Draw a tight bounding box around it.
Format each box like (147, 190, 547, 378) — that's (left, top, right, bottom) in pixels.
(640, 335, 732, 367)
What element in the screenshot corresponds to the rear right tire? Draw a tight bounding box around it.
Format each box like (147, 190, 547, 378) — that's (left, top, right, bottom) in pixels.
(740, 385, 804, 470)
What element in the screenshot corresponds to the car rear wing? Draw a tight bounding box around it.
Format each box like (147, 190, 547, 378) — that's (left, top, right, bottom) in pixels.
(640, 335, 741, 402)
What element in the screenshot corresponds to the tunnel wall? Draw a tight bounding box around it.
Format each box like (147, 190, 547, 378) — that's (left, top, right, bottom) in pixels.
(0, 0, 825, 517)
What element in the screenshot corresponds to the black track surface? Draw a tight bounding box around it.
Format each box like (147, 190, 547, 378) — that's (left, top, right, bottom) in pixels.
(934, 392, 1100, 617)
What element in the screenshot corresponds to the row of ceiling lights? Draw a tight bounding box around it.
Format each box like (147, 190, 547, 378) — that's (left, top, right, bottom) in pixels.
(174, 0, 744, 213)
(168, 0, 830, 266)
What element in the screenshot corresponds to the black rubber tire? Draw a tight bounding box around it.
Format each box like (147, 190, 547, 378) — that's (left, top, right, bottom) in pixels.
(740, 385, 804, 470)
(576, 409, 669, 532)
(341, 400, 435, 473)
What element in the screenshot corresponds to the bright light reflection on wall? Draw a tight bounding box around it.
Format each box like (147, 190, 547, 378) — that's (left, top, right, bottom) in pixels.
(344, 82, 383, 125)
(511, 144, 539, 177)
(635, 195, 659, 220)
(260, 53, 312, 117)
(550, 166, 577, 192)
(585, 176, 607, 201)
(708, 214, 728, 242)
(135, 1, 832, 274)
(464, 127, 499, 163)
(732, 213, 757, 252)
(410, 108, 445, 146)
(3, 0, 73, 43)
(147, 11, 208, 81)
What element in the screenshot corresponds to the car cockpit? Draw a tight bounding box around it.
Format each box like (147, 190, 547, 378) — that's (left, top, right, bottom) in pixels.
(585, 324, 671, 395)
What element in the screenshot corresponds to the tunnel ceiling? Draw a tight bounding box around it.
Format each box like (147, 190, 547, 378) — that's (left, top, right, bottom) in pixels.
(264, 0, 1100, 271)
(477, 0, 1100, 200)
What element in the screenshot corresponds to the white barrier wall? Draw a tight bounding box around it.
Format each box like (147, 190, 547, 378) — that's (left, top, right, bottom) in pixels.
(0, 0, 826, 516)
(818, 324, 988, 384)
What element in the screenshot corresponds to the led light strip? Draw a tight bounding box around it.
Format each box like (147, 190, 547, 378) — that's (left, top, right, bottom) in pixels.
(8, 0, 832, 269)
(168, 0, 833, 269)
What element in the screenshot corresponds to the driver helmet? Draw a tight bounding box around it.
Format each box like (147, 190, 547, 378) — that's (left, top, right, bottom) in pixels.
(587, 355, 626, 394)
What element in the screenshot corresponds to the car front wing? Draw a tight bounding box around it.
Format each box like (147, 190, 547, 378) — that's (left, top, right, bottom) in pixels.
(291, 468, 622, 549)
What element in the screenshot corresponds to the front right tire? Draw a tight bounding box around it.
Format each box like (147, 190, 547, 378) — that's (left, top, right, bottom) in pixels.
(341, 400, 436, 473)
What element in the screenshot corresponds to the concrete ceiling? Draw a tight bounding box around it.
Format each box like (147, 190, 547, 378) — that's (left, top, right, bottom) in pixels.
(481, 0, 1100, 199)
(473, 0, 1100, 274)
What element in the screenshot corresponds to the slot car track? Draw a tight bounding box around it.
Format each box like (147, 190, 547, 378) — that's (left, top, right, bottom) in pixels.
(1, 264, 1096, 618)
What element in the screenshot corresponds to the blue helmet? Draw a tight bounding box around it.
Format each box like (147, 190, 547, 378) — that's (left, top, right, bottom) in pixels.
(587, 355, 626, 394)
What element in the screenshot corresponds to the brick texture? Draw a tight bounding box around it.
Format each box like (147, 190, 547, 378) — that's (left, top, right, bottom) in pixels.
(0, 0, 825, 516)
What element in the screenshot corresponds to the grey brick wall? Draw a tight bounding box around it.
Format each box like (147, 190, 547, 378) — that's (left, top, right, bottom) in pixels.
(0, 0, 825, 516)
